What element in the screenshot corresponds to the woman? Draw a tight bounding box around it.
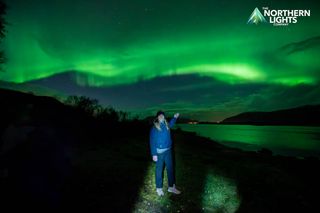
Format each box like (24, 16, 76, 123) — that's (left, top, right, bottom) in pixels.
(149, 110, 181, 196)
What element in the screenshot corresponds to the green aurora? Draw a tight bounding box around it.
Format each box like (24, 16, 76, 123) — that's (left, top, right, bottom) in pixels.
(0, 0, 320, 120)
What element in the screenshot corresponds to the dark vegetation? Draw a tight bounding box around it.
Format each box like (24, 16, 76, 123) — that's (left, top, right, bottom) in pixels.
(0, 88, 150, 212)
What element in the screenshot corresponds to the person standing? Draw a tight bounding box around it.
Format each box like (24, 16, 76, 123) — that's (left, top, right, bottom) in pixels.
(149, 111, 181, 196)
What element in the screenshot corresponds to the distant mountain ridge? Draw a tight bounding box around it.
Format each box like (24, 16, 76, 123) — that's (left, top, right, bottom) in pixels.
(221, 105, 320, 126)
(142, 115, 198, 124)
(0, 79, 65, 98)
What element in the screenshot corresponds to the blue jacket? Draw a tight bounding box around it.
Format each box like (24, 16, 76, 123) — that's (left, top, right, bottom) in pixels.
(149, 117, 177, 156)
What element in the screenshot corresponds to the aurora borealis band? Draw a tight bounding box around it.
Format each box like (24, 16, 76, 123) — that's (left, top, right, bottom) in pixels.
(0, 0, 320, 121)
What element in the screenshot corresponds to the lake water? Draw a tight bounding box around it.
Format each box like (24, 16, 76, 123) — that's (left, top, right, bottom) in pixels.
(174, 124, 320, 157)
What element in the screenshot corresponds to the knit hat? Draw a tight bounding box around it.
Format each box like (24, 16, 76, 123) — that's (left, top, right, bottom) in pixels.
(156, 110, 165, 117)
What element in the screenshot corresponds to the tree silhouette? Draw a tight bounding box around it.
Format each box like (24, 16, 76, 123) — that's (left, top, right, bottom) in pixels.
(64, 95, 130, 123)
(65, 95, 100, 116)
(0, 0, 6, 67)
(118, 110, 128, 122)
(95, 106, 119, 123)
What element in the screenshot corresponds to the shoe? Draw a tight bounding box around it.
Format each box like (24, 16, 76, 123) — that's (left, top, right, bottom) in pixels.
(168, 184, 181, 194)
(156, 188, 164, 196)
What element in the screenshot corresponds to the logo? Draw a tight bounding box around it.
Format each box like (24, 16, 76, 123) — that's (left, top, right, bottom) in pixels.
(247, 7, 267, 24)
(247, 7, 311, 26)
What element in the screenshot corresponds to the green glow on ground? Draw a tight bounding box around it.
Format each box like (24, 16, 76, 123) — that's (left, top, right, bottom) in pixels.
(202, 170, 241, 212)
(133, 163, 240, 212)
(133, 163, 173, 212)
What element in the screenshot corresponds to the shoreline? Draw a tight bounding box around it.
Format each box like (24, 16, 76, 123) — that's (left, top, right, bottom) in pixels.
(174, 124, 320, 159)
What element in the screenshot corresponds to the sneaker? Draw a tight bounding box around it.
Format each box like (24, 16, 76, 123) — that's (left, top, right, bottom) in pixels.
(168, 184, 181, 194)
(156, 188, 164, 196)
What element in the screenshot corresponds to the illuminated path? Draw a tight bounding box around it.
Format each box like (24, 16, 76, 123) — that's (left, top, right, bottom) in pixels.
(133, 154, 241, 212)
(133, 163, 174, 212)
(202, 169, 241, 212)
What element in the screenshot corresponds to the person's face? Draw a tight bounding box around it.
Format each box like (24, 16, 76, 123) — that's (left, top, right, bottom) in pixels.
(158, 114, 165, 122)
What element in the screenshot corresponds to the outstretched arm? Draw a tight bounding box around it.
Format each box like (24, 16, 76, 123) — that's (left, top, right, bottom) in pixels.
(169, 113, 179, 128)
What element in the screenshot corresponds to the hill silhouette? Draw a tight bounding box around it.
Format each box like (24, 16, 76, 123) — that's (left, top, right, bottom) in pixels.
(222, 105, 320, 126)
(0, 88, 149, 211)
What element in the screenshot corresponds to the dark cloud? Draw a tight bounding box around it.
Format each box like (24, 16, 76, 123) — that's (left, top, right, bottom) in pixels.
(20, 71, 320, 121)
(279, 35, 320, 55)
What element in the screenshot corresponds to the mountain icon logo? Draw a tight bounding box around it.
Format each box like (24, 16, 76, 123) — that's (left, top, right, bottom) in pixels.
(247, 7, 267, 24)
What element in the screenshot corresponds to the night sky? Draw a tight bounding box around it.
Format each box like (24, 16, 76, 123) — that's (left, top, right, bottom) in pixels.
(1, 0, 320, 121)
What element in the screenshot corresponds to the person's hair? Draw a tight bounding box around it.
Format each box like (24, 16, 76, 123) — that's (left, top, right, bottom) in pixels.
(153, 116, 169, 131)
